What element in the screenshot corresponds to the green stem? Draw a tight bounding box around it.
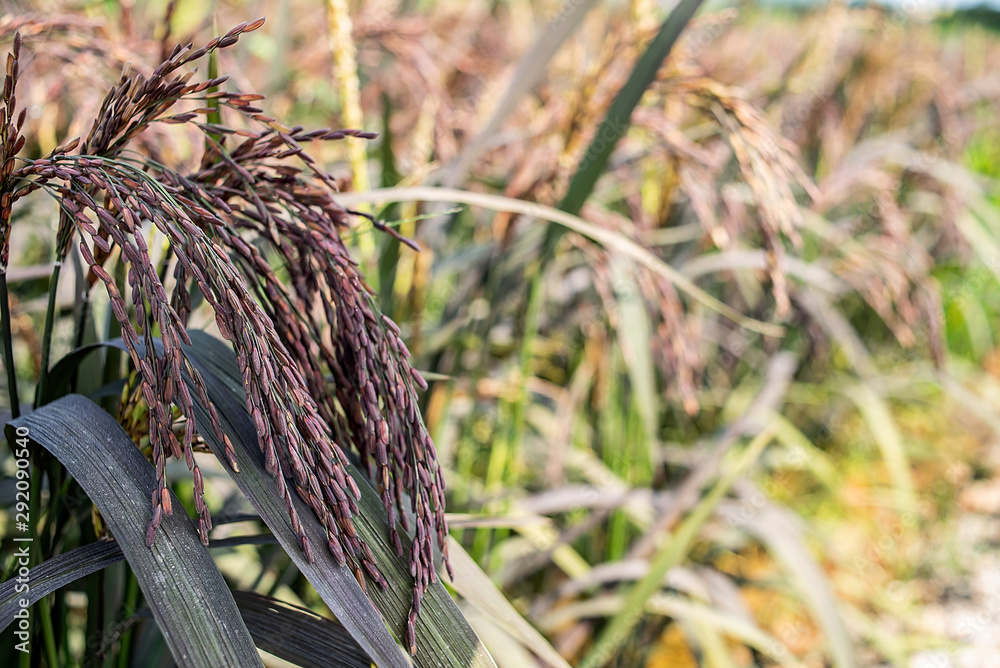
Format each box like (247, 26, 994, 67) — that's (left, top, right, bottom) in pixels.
(116, 570, 140, 668)
(101, 259, 125, 412)
(18, 626, 28, 668)
(83, 523, 102, 668)
(35, 263, 61, 408)
(0, 272, 20, 418)
(30, 260, 68, 662)
(26, 458, 52, 668)
(205, 27, 223, 147)
(73, 292, 90, 351)
(69, 273, 90, 394)
(38, 595, 59, 668)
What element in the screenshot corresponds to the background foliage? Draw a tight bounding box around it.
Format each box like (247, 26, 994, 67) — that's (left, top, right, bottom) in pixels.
(3, 0, 1000, 666)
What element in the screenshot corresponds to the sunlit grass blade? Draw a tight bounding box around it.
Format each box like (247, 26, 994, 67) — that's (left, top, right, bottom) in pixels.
(579, 422, 777, 668)
(718, 499, 858, 668)
(541, 592, 809, 668)
(609, 257, 658, 465)
(334, 186, 784, 337)
(845, 381, 917, 514)
(445, 537, 573, 668)
(326, 0, 375, 270)
(767, 411, 841, 492)
(939, 368, 1000, 438)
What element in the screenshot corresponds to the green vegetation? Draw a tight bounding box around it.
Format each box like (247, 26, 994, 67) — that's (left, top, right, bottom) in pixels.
(2, 1, 1000, 666)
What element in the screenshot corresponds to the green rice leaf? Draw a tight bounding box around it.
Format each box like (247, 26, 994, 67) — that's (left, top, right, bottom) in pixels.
(0, 540, 123, 630)
(180, 330, 496, 668)
(557, 0, 706, 218)
(232, 590, 371, 668)
(5, 396, 263, 668)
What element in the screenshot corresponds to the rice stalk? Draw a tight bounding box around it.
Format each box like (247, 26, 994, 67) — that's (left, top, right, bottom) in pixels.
(326, 0, 375, 264)
(0, 19, 449, 652)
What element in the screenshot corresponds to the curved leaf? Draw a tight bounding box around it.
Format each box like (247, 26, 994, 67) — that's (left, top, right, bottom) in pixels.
(442, 0, 601, 187)
(180, 330, 495, 668)
(557, 0, 706, 217)
(334, 187, 783, 337)
(717, 499, 857, 668)
(0, 544, 373, 668)
(579, 424, 777, 668)
(5, 396, 263, 668)
(445, 537, 572, 668)
(0, 540, 123, 630)
(233, 590, 371, 668)
(36, 333, 495, 667)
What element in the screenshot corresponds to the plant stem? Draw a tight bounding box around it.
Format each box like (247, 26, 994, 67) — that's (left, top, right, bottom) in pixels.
(101, 258, 125, 412)
(0, 272, 20, 418)
(116, 570, 140, 668)
(27, 457, 56, 668)
(35, 262, 61, 408)
(73, 291, 90, 350)
(39, 595, 60, 668)
(69, 253, 90, 393)
(326, 0, 376, 278)
(205, 26, 223, 147)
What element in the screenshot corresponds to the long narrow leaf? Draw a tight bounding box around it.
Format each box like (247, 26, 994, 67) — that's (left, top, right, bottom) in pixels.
(718, 498, 857, 668)
(443, 0, 601, 187)
(334, 187, 783, 337)
(0, 544, 374, 668)
(232, 590, 371, 668)
(38, 333, 496, 667)
(5, 396, 263, 668)
(444, 537, 572, 668)
(164, 341, 412, 668)
(540, 592, 809, 668)
(180, 330, 496, 668)
(845, 381, 917, 513)
(0, 540, 123, 630)
(557, 0, 706, 217)
(579, 423, 777, 668)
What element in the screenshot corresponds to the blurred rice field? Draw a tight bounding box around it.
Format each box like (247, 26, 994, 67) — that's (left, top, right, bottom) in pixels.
(6, 0, 1000, 665)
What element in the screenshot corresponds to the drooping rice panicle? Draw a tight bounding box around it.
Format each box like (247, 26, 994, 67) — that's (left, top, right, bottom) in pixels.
(0, 21, 449, 651)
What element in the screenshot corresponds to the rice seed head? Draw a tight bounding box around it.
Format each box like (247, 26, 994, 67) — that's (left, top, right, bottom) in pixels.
(6, 17, 450, 652)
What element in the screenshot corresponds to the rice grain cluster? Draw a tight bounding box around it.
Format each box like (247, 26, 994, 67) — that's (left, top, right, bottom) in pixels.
(0, 18, 448, 653)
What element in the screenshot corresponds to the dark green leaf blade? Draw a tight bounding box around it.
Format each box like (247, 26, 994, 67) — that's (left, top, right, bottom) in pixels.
(552, 0, 706, 248)
(182, 330, 496, 668)
(0, 540, 124, 630)
(233, 590, 371, 668)
(174, 338, 414, 668)
(0, 544, 375, 668)
(35, 334, 495, 667)
(5, 396, 263, 668)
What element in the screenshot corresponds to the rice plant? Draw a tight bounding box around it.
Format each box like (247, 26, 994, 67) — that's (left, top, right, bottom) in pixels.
(0, 10, 492, 667)
(4, 1, 1000, 667)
